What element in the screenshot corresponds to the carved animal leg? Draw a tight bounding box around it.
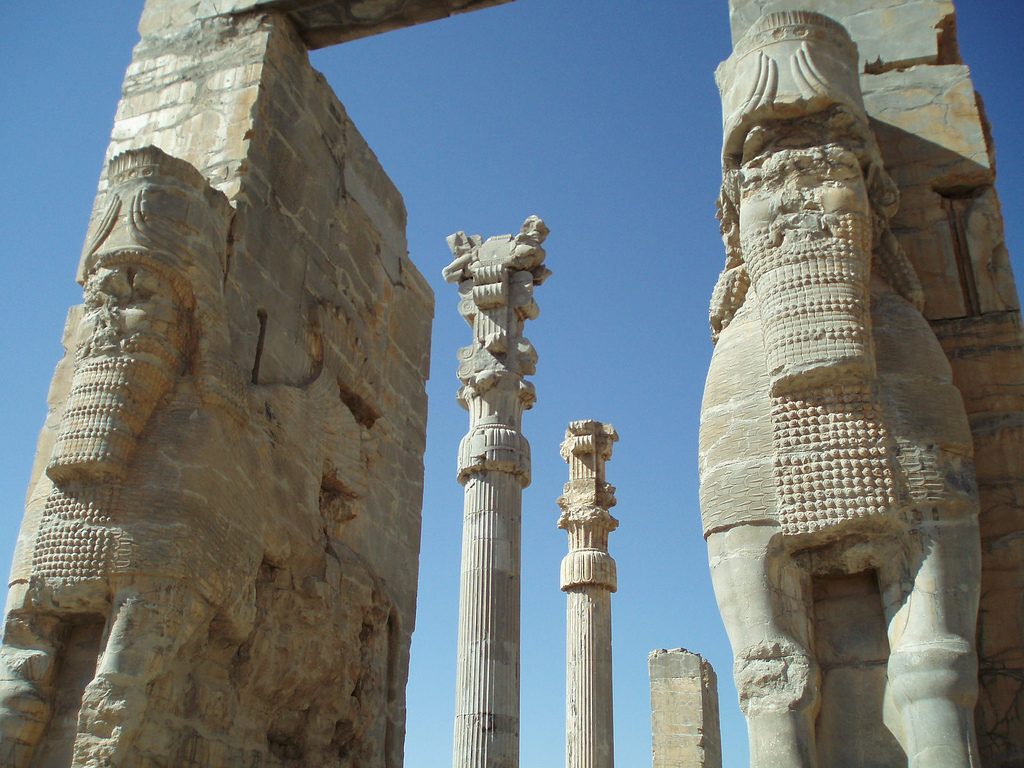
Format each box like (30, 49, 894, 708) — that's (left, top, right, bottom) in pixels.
(0, 611, 62, 767)
(707, 524, 819, 768)
(73, 585, 209, 766)
(882, 513, 982, 767)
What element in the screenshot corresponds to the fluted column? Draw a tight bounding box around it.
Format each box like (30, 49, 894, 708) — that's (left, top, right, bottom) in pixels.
(558, 420, 619, 768)
(446, 216, 550, 768)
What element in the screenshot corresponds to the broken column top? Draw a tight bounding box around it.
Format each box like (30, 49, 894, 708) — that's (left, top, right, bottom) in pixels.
(558, 420, 619, 519)
(649, 648, 714, 678)
(560, 420, 618, 484)
(140, 0, 516, 49)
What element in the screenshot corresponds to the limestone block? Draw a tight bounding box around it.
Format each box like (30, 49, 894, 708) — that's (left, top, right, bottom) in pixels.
(648, 649, 722, 768)
(727, 0, 957, 70)
(934, 313, 1024, 424)
(934, 310, 1024, 764)
(139, 0, 515, 48)
(864, 65, 992, 182)
(963, 188, 1018, 314)
(861, 65, 1020, 321)
(811, 573, 905, 766)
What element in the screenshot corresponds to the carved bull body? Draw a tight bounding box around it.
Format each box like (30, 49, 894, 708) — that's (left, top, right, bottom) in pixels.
(701, 13, 982, 767)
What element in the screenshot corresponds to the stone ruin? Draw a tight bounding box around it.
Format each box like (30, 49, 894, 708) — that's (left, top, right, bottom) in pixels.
(701, 2, 1024, 767)
(704, 9, 981, 764)
(0, 1, 510, 764)
(444, 216, 549, 768)
(0, 0, 1020, 767)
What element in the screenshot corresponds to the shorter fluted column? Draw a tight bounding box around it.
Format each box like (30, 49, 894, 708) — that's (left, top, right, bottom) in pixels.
(558, 420, 619, 768)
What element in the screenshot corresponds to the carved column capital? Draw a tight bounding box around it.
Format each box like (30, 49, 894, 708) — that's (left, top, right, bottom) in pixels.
(716, 10, 867, 163)
(558, 420, 619, 592)
(445, 216, 549, 480)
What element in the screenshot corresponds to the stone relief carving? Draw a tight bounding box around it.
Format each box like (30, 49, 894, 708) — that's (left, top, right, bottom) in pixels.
(701, 12, 982, 766)
(0, 147, 398, 767)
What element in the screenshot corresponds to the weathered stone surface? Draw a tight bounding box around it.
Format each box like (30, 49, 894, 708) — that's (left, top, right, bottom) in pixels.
(852, 1, 1024, 760)
(446, 217, 548, 768)
(140, 0, 515, 49)
(727, 0, 958, 71)
(558, 420, 618, 768)
(703, 10, 984, 766)
(934, 311, 1024, 765)
(863, 64, 1013, 322)
(812, 572, 904, 766)
(0, 5, 433, 766)
(648, 649, 722, 768)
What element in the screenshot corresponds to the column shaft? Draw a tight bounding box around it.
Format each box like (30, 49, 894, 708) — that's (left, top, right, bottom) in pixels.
(453, 473, 523, 768)
(565, 588, 613, 768)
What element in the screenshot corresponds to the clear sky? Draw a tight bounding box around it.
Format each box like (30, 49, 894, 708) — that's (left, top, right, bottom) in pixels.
(2, 2, 1022, 766)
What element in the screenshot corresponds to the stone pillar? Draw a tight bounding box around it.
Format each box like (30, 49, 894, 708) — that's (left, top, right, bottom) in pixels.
(558, 420, 619, 768)
(445, 217, 550, 768)
(649, 649, 722, 768)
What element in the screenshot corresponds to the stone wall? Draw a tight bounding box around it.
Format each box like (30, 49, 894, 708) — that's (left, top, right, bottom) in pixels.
(0, 1, 446, 765)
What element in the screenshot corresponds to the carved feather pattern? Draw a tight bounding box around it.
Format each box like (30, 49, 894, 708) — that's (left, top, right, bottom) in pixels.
(85, 194, 122, 257)
(791, 43, 830, 99)
(127, 187, 183, 253)
(740, 52, 779, 116)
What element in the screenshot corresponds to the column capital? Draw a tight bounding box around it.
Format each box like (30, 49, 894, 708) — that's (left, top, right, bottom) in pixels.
(558, 420, 619, 528)
(456, 423, 531, 485)
(558, 420, 619, 591)
(444, 216, 550, 401)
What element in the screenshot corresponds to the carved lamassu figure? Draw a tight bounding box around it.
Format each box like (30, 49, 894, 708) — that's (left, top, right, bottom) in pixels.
(1, 148, 397, 767)
(701, 13, 982, 767)
(0, 147, 242, 767)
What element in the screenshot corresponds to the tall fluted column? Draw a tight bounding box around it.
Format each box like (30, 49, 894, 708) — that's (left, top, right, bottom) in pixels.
(558, 420, 619, 768)
(446, 216, 550, 768)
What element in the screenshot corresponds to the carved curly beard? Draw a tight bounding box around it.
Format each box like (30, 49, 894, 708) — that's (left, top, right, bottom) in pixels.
(739, 173, 899, 536)
(741, 207, 874, 396)
(47, 333, 183, 483)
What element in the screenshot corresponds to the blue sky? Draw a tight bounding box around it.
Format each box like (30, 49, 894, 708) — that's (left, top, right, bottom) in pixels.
(2, 2, 1022, 766)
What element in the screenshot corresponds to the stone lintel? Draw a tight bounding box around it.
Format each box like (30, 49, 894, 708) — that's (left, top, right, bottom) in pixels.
(140, 0, 515, 49)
